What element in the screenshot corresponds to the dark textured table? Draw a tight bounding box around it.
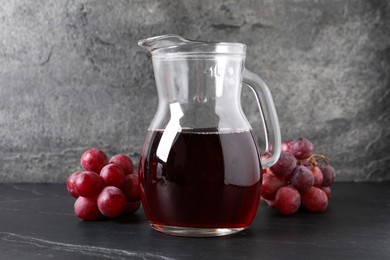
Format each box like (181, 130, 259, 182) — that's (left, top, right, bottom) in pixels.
(0, 182, 389, 260)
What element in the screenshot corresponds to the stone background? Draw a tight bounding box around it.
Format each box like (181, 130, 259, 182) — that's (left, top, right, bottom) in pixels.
(0, 0, 389, 182)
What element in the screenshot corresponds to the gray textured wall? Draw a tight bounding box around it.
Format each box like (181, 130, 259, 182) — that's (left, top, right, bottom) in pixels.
(0, 0, 389, 182)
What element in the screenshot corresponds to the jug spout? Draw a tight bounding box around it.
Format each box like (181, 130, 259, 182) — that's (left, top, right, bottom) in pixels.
(138, 34, 190, 52)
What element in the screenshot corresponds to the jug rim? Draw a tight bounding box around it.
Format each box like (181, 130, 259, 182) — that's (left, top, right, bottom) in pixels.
(138, 34, 246, 57)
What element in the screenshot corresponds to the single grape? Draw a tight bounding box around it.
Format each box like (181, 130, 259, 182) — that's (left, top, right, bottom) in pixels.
(309, 165, 324, 187)
(109, 154, 134, 175)
(125, 201, 141, 214)
(75, 171, 104, 197)
(320, 165, 336, 187)
(291, 138, 313, 160)
(122, 173, 141, 201)
(291, 166, 314, 192)
(301, 159, 309, 166)
(100, 164, 125, 188)
(321, 186, 331, 199)
(301, 157, 317, 167)
(80, 148, 109, 173)
(261, 172, 286, 200)
(301, 187, 328, 212)
(269, 152, 296, 179)
(66, 171, 82, 198)
(74, 196, 101, 221)
(281, 140, 293, 153)
(274, 186, 301, 215)
(97, 186, 126, 218)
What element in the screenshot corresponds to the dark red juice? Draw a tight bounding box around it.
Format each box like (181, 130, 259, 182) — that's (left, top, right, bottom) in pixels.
(139, 129, 262, 228)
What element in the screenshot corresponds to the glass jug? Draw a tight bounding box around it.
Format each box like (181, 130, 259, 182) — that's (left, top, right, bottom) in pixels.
(138, 35, 281, 237)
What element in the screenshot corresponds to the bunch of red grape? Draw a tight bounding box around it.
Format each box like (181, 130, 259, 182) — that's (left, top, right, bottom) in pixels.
(261, 138, 336, 215)
(66, 148, 141, 221)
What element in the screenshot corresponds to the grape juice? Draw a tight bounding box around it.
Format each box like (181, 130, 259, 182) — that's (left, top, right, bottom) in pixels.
(139, 129, 262, 229)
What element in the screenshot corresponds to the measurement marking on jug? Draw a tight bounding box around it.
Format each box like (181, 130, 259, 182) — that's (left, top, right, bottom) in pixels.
(205, 65, 221, 77)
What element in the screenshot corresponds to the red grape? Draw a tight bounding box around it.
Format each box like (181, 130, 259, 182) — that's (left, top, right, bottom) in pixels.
(291, 138, 313, 160)
(80, 148, 109, 173)
(291, 166, 314, 192)
(75, 171, 104, 197)
(125, 201, 141, 213)
(301, 187, 328, 212)
(261, 173, 286, 200)
(321, 187, 331, 199)
(122, 173, 141, 201)
(269, 152, 296, 179)
(97, 186, 126, 217)
(301, 157, 317, 166)
(274, 186, 301, 215)
(74, 196, 101, 221)
(320, 165, 336, 187)
(309, 166, 323, 187)
(281, 140, 293, 153)
(66, 171, 82, 198)
(109, 154, 134, 175)
(100, 164, 125, 188)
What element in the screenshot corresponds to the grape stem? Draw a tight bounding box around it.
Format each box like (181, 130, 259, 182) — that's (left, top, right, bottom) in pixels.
(307, 154, 329, 165)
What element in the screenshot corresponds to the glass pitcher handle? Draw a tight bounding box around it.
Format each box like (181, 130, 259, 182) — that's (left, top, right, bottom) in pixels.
(243, 69, 281, 168)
